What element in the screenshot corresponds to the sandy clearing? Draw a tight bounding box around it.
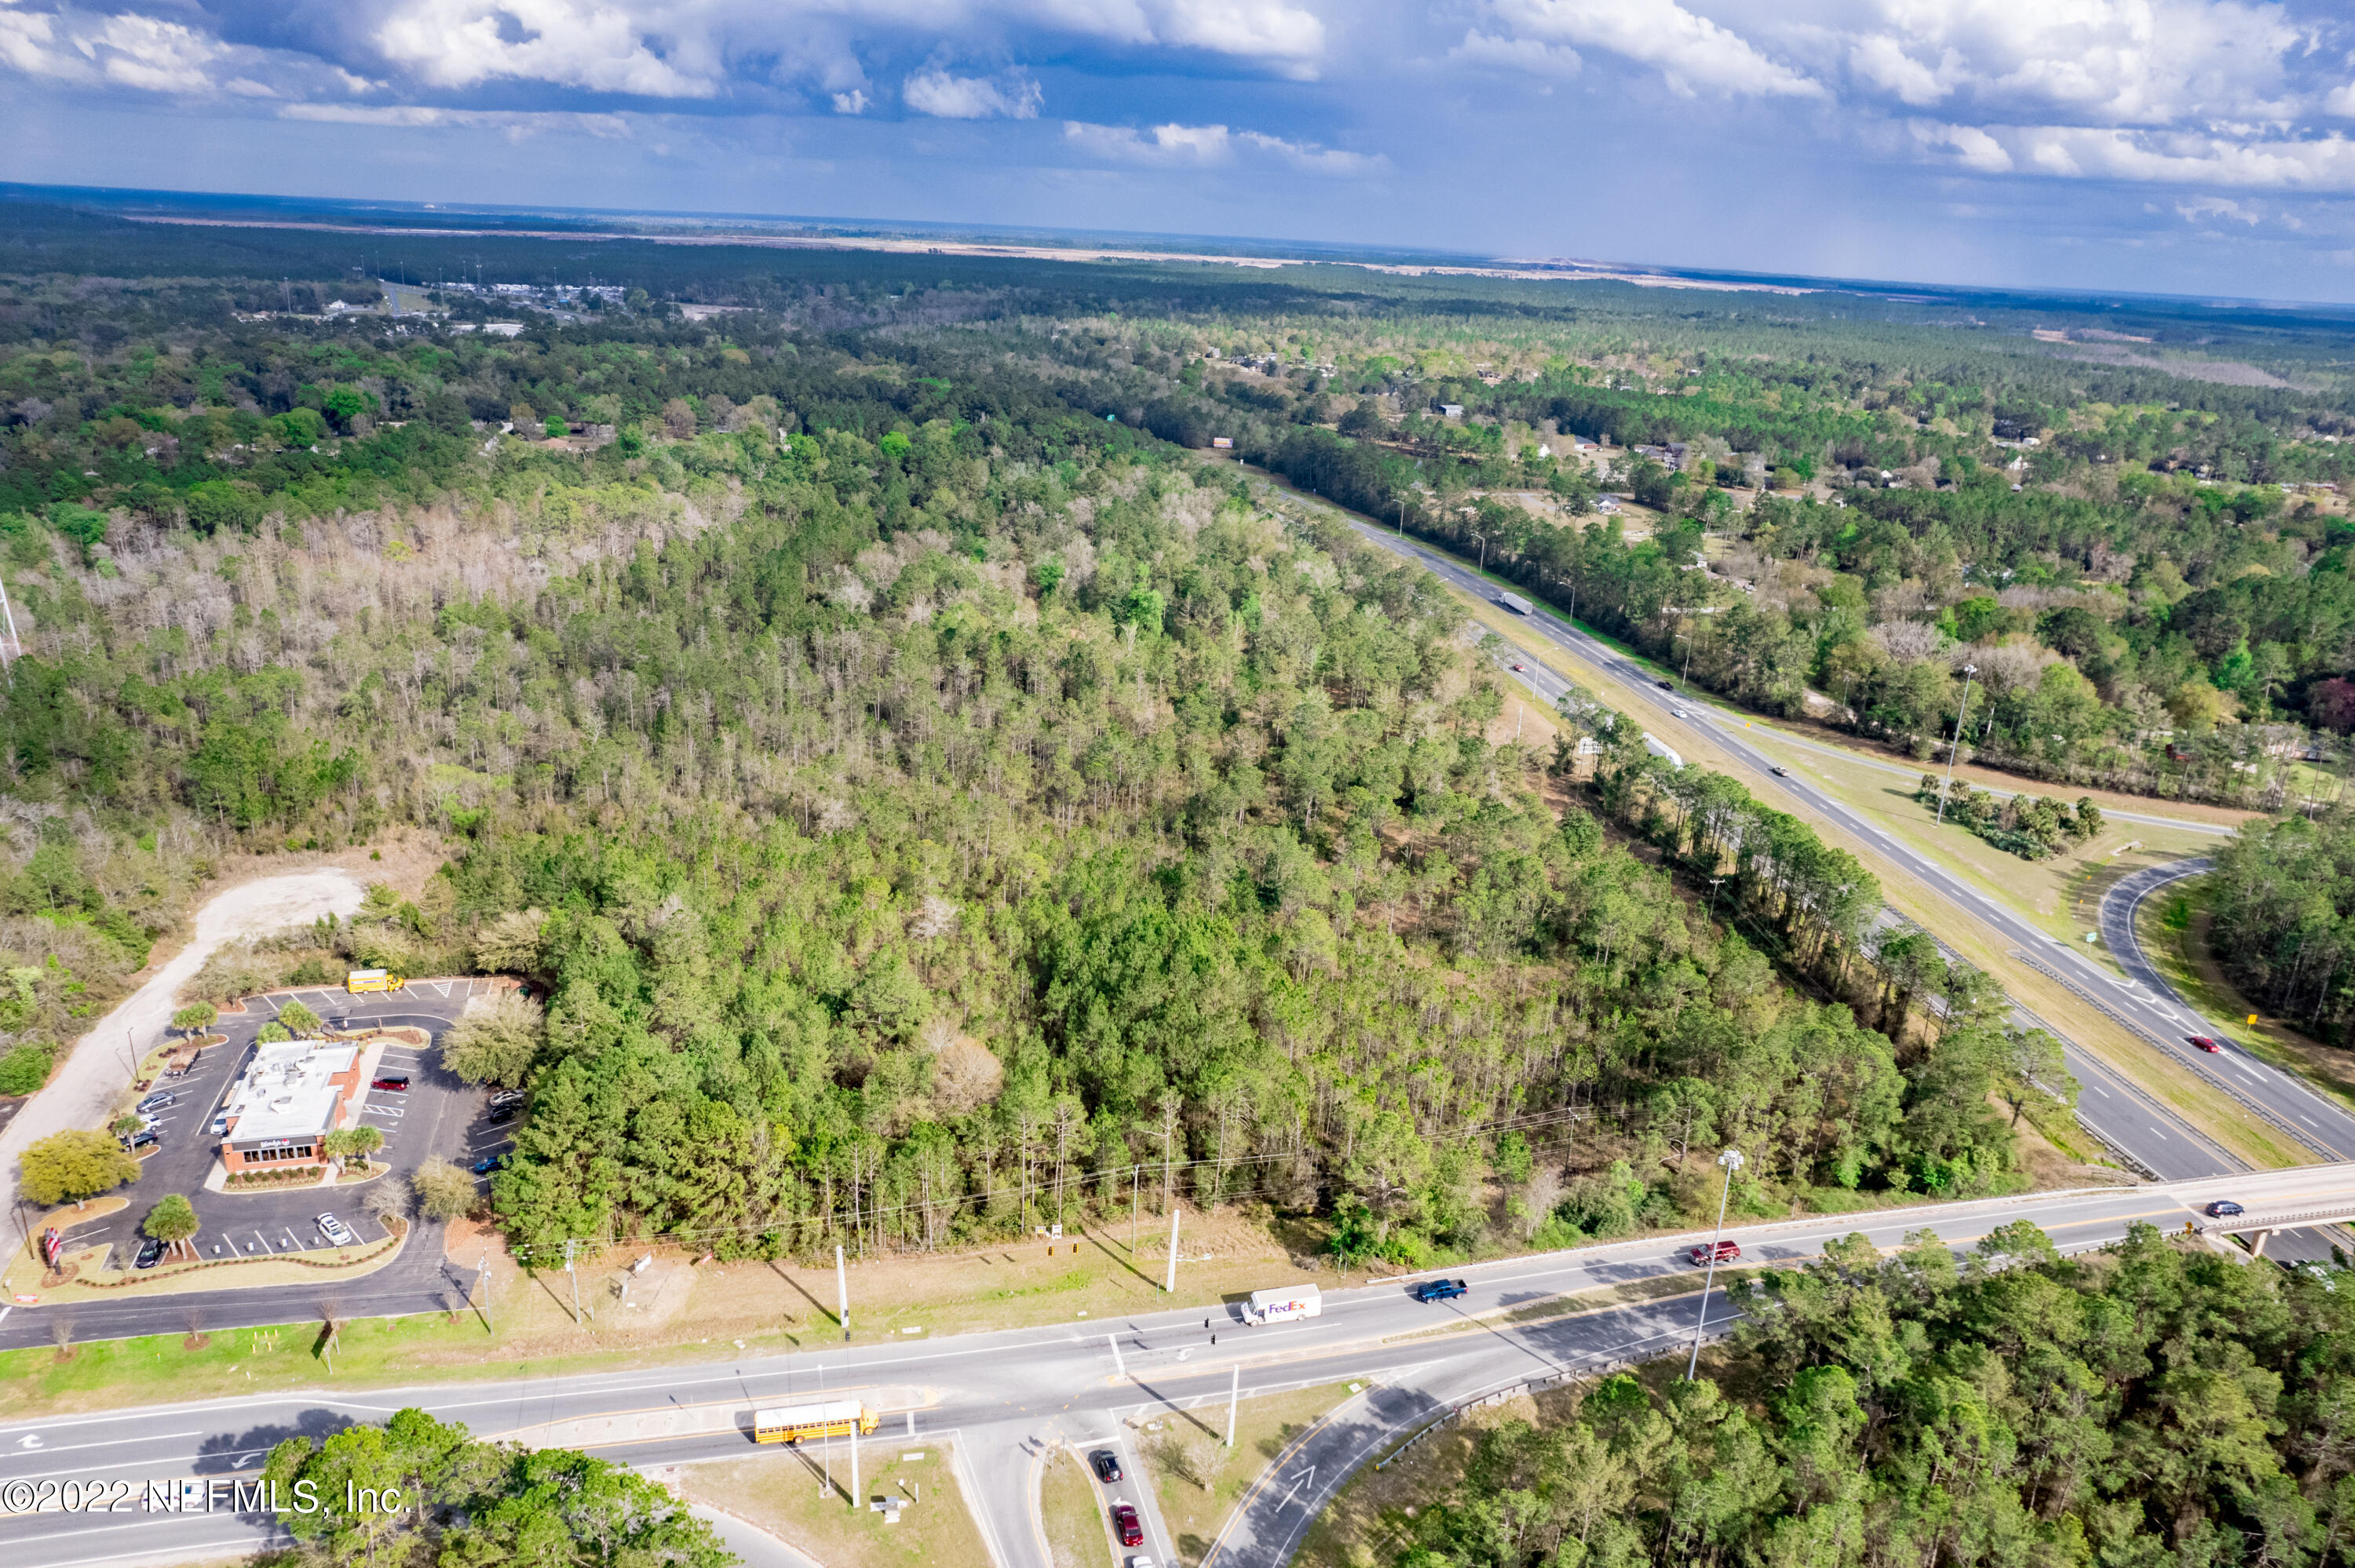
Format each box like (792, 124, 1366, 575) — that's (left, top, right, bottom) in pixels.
(0, 870, 365, 1254)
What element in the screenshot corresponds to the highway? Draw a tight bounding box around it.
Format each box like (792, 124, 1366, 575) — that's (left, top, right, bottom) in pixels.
(1342, 520, 2355, 1181)
(2, 1167, 2339, 1568)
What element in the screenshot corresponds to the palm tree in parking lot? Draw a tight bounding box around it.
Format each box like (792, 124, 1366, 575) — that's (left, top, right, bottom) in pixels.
(144, 1194, 200, 1261)
(325, 1125, 385, 1175)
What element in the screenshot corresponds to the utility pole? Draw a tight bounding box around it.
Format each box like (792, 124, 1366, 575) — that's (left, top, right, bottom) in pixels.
(564, 1240, 581, 1324)
(849, 1411, 860, 1508)
(1226, 1362, 1238, 1447)
(1687, 1148, 1744, 1380)
(1937, 664, 1977, 825)
(1164, 1208, 1181, 1293)
(0, 570, 23, 686)
(1130, 1165, 1138, 1253)
(836, 1244, 849, 1340)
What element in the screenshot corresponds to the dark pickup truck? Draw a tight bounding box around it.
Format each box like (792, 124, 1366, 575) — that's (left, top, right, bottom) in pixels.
(1412, 1278, 1470, 1303)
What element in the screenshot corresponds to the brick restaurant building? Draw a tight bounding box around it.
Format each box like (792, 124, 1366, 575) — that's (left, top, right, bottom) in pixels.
(216, 1040, 365, 1173)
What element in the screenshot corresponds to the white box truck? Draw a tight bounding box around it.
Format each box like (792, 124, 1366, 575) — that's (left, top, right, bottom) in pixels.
(1641, 734, 1684, 769)
(1497, 591, 1535, 615)
(1243, 1285, 1322, 1326)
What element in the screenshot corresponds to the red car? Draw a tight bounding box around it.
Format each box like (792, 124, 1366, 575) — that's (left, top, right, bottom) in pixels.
(1690, 1241, 1740, 1266)
(372, 1074, 411, 1091)
(2188, 1036, 2222, 1053)
(1112, 1504, 1142, 1548)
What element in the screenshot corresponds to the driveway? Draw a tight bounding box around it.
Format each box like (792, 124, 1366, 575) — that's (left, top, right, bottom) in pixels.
(0, 872, 367, 1256)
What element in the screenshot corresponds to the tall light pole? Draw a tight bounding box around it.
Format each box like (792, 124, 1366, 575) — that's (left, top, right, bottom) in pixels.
(1687, 1147, 1744, 1380)
(1937, 664, 1977, 826)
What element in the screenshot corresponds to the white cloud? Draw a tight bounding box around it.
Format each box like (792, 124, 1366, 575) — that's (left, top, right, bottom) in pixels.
(831, 88, 867, 113)
(1237, 128, 1385, 174)
(1063, 118, 1382, 175)
(1907, 120, 2355, 191)
(1064, 119, 1232, 163)
(1448, 29, 1583, 80)
(373, 0, 714, 97)
(279, 102, 635, 137)
(1832, 0, 2302, 125)
(904, 67, 1042, 119)
(1477, 0, 1822, 98)
(2177, 194, 2262, 224)
(1148, 0, 1324, 75)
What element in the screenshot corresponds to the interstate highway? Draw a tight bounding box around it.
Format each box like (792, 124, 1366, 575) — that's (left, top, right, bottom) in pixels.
(1343, 520, 2355, 1177)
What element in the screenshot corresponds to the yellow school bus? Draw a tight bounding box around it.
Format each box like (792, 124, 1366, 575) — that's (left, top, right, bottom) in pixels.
(752, 1402, 878, 1444)
(345, 969, 406, 994)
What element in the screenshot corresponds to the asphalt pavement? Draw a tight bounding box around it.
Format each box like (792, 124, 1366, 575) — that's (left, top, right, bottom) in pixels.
(1, 1168, 2339, 1568)
(2, 983, 495, 1355)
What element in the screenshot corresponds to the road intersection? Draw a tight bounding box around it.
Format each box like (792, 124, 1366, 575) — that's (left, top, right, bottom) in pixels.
(1, 1166, 2341, 1568)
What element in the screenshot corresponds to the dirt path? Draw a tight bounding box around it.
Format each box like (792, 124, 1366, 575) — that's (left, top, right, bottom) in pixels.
(0, 870, 365, 1255)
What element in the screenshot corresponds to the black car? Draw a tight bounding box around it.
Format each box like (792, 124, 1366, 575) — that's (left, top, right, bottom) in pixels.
(1090, 1449, 1123, 1484)
(1656, 679, 1674, 691)
(487, 1103, 517, 1125)
(2207, 1200, 2245, 1218)
(1413, 1278, 1469, 1303)
(134, 1237, 166, 1270)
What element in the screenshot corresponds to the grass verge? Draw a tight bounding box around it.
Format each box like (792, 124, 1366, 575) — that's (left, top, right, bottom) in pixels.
(676, 1442, 985, 1567)
(1040, 1446, 1112, 1568)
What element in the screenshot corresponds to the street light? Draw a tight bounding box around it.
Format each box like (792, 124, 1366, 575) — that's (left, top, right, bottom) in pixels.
(1687, 1147, 1744, 1380)
(1936, 664, 1977, 826)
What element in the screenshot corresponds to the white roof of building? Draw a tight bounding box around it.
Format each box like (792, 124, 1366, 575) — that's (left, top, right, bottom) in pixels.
(222, 1041, 356, 1144)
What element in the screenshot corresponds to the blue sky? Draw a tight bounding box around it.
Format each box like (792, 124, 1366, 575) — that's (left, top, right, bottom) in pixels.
(10, 0, 2355, 298)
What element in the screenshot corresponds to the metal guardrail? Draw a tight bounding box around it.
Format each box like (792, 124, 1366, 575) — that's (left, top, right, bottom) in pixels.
(1372, 1325, 1733, 1471)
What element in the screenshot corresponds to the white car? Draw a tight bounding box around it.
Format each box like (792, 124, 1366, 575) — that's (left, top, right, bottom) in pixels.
(316, 1213, 358, 1247)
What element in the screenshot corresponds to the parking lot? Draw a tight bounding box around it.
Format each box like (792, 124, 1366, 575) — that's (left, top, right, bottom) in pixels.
(50, 981, 499, 1269)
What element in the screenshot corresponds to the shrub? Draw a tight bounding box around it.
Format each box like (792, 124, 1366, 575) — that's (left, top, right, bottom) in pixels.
(0, 1045, 52, 1096)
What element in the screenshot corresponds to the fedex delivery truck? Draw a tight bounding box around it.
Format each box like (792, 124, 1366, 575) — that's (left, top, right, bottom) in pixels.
(1243, 1285, 1322, 1326)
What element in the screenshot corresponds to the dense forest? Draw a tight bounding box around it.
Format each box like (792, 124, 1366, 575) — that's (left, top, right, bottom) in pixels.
(0, 224, 2077, 1272)
(1395, 1220, 2355, 1568)
(2205, 808, 2355, 1045)
(259, 1406, 732, 1568)
(10, 195, 2350, 1568)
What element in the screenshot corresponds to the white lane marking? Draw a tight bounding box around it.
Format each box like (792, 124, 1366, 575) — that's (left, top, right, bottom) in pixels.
(0, 1431, 199, 1457)
(2302, 1115, 2321, 1128)
(2148, 1126, 2169, 1140)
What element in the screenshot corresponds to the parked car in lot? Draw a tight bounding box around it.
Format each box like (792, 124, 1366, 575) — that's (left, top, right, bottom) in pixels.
(123, 1130, 159, 1154)
(134, 1237, 166, 1269)
(487, 1104, 518, 1125)
(211, 1109, 232, 1135)
(136, 1091, 176, 1114)
(473, 1154, 509, 1176)
(2188, 1035, 2222, 1052)
(489, 1088, 526, 1107)
(317, 1213, 358, 1247)
(1412, 1278, 1469, 1303)
(2207, 1200, 2245, 1218)
(371, 1074, 410, 1092)
(1112, 1504, 1143, 1548)
(1690, 1240, 1741, 1266)
(1090, 1450, 1123, 1483)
